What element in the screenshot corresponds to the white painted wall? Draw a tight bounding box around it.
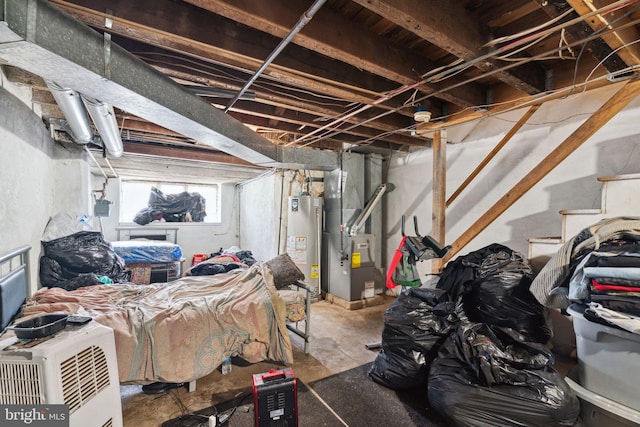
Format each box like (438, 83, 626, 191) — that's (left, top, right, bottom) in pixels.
(0, 75, 90, 294)
(238, 170, 282, 262)
(238, 169, 321, 262)
(385, 82, 640, 275)
(96, 177, 240, 267)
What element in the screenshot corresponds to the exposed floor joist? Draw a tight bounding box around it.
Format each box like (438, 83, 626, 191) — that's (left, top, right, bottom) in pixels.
(567, 0, 640, 68)
(351, 0, 546, 95)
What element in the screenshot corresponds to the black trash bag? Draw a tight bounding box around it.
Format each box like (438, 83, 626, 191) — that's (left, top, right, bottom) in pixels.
(438, 243, 551, 343)
(436, 243, 511, 301)
(368, 287, 458, 389)
(39, 257, 105, 291)
(133, 207, 162, 225)
(147, 187, 206, 222)
(428, 319, 580, 427)
(189, 263, 240, 276)
(39, 231, 129, 289)
(235, 250, 257, 266)
(133, 188, 206, 224)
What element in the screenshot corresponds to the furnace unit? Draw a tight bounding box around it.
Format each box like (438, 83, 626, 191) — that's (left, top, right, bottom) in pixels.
(322, 153, 386, 301)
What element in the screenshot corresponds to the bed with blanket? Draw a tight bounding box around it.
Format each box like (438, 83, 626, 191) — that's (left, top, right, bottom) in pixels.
(19, 260, 295, 385)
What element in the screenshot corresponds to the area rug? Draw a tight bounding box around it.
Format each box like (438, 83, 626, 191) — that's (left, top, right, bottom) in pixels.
(161, 381, 342, 427)
(307, 363, 448, 427)
(162, 363, 448, 426)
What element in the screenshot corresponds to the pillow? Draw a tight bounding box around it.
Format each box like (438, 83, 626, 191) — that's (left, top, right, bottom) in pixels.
(265, 253, 305, 289)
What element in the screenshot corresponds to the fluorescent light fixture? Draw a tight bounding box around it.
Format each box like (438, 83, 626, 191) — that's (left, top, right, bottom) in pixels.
(45, 81, 93, 144)
(82, 95, 124, 158)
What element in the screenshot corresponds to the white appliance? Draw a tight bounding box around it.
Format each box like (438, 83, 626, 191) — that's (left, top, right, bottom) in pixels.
(286, 195, 323, 298)
(0, 322, 123, 427)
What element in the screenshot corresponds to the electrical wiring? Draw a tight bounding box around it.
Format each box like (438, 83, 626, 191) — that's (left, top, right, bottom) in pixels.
(567, 3, 640, 98)
(582, 39, 640, 89)
(292, 2, 640, 147)
(495, 31, 556, 61)
(321, 16, 640, 147)
(559, 28, 576, 60)
(486, 0, 637, 47)
(136, 52, 385, 138)
(427, 1, 636, 84)
(134, 51, 354, 107)
(126, 2, 640, 150)
(421, 57, 465, 79)
(346, 57, 640, 147)
(485, 7, 575, 46)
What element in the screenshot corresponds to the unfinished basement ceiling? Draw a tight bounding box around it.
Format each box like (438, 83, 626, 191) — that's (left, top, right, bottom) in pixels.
(4, 0, 640, 167)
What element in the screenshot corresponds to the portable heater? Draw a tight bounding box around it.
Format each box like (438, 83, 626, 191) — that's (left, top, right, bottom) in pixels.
(252, 368, 297, 427)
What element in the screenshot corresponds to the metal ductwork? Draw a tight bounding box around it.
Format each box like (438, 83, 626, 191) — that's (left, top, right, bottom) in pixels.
(0, 0, 337, 170)
(46, 80, 124, 157)
(82, 95, 124, 158)
(45, 81, 93, 144)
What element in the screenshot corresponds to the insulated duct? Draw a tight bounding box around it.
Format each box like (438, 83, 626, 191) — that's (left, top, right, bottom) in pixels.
(45, 81, 92, 144)
(82, 95, 123, 158)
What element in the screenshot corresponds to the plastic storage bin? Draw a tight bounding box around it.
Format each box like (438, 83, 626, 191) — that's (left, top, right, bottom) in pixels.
(567, 304, 640, 412)
(565, 372, 640, 427)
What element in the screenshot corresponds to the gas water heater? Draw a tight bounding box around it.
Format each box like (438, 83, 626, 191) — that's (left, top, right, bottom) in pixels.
(286, 195, 323, 298)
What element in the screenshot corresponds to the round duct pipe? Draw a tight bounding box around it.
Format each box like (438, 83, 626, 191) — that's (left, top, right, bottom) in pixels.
(46, 81, 93, 144)
(82, 96, 124, 158)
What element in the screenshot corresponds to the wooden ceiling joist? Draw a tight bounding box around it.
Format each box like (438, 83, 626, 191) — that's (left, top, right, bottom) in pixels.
(351, 0, 546, 95)
(567, 0, 640, 68)
(49, 0, 403, 106)
(182, 0, 486, 108)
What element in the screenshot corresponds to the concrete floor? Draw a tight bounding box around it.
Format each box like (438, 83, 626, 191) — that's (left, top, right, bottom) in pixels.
(120, 297, 394, 426)
(119, 295, 577, 427)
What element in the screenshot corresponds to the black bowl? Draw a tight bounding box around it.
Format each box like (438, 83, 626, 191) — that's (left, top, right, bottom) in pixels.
(8, 314, 69, 339)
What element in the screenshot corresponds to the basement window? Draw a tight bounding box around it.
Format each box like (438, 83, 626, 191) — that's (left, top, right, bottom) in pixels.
(119, 180, 220, 224)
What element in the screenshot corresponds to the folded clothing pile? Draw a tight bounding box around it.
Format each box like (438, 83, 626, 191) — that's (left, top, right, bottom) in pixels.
(569, 238, 640, 333)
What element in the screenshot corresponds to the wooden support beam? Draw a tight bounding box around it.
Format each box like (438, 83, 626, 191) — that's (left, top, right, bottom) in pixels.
(432, 129, 447, 244)
(431, 130, 447, 272)
(446, 105, 540, 207)
(567, 0, 640, 68)
(443, 78, 640, 262)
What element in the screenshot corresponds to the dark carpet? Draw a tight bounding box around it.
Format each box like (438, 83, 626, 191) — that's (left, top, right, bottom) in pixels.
(162, 381, 342, 427)
(163, 363, 448, 426)
(307, 363, 448, 427)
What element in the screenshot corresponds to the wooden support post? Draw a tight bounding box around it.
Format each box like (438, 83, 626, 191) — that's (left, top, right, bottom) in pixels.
(444, 78, 640, 262)
(432, 129, 446, 271)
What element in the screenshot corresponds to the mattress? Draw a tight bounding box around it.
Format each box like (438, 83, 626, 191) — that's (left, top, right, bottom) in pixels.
(111, 239, 183, 263)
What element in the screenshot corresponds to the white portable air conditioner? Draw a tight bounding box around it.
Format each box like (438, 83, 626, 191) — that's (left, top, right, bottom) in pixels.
(0, 322, 123, 427)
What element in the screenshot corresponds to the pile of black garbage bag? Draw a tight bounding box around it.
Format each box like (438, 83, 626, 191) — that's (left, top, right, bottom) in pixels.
(40, 231, 130, 291)
(134, 187, 206, 225)
(369, 243, 580, 427)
